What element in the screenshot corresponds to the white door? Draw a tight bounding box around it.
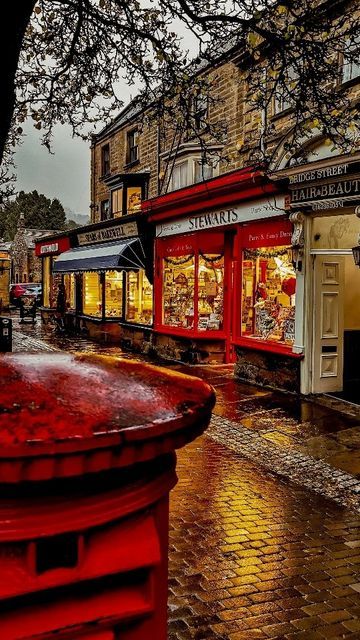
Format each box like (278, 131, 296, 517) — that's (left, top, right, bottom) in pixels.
(312, 255, 344, 394)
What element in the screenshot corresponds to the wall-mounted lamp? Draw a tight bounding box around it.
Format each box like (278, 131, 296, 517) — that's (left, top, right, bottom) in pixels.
(352, 241, 360, 267)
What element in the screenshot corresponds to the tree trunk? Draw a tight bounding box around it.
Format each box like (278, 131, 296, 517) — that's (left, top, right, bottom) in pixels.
(0, 0, 36, 165)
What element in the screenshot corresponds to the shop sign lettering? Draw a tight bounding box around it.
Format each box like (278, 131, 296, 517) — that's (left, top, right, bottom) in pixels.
(289, 163, 354, 184)
(291, 179, 360, 204)
(77, 222, 138, 245)
(40, 242, 59, 254)
(156, 196, 285, 238)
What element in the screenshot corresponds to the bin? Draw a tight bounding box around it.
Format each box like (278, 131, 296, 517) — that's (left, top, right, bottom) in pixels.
(19, 294, 37, 323)
(0, 352, 215, 640)
(0, 316, 12, 352)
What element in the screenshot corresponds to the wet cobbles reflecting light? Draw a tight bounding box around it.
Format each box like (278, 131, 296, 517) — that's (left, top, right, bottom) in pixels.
(169, 437, 360, 639)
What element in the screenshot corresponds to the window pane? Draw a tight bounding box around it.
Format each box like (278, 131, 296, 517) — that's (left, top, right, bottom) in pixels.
(64, 273, 75, 311)
(195, 160, 213, 183)
(198, 255, 224, 331)
(83, 272, 102, 317)
(127, 187, 142, 215)
(163, 255, 195, 328)
(111, 188, 123, 218)
(126, 270, 153, 324)
(172, 162, 188, 190)
(100, 200, 110, 221)
(43, 257, 51, 307)
(343, 36, 360, 82)
(241, 247, 296, 345)
(105, 271, 123, 317)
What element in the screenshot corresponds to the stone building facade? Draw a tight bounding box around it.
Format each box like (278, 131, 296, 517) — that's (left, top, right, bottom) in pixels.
(11, 214, 59, 284)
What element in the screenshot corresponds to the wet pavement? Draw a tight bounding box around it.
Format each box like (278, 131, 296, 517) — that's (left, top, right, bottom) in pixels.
(7, 313, 360, 638)
(170, 436, 360, 639)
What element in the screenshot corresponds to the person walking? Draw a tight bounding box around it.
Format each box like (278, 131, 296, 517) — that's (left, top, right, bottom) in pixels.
(55, 282, 67, 333)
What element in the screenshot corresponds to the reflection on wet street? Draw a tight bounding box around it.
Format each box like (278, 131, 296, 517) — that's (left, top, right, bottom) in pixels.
(170, 436, 360, 639)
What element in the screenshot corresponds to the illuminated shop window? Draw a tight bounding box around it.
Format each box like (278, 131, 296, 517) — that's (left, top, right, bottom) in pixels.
(163, 255, 195, 329)
(105, 271, 123, 318)
(198, 254, 224, 331)
(241, 247, 296, 345)
(64, 273, 75, 311)
(43, 256, 51, 307)
(111, 188, 123, 218)
(126, 270, 153, 325)
(83, 272, 102, 317)
(126, 187, 142, 215)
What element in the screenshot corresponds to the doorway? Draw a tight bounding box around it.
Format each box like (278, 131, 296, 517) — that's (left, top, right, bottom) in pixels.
(312, 253, 360, 403)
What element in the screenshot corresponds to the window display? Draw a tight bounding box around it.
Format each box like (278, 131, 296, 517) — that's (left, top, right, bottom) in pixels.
(105, 271, 123, 318)
(126, 270, 153, 324)
(127, 187, 142, 215)
(198, 254, 224, 331)
(83, 272, 102, 317)
(64, 273, 75, 311)
(163, 255, 195, 328)
(241, 247, 296, 345)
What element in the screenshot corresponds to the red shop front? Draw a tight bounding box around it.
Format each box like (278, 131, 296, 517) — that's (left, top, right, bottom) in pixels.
(145, 168, 302, 388)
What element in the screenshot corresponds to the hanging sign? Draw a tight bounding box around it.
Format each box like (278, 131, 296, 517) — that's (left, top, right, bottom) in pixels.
(77, 221, 138, 246)
(156, 196, 286, 238)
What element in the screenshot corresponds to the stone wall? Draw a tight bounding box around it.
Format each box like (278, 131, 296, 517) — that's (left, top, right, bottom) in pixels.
(234, 346, 301, 393)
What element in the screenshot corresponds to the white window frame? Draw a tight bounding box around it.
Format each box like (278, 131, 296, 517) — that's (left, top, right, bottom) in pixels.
(273, 65, 298, 115)
(342, 36, 360, 83)
(167, 155, 218, 192)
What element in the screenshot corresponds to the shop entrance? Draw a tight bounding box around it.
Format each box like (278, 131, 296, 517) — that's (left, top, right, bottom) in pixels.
(312, 253, 360, 402)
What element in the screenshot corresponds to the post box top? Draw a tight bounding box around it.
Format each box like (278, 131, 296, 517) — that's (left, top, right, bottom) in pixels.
(0, 353, 215, 482)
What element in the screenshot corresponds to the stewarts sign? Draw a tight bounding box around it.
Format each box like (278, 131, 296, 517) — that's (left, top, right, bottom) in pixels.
(156, 196, 286, 238)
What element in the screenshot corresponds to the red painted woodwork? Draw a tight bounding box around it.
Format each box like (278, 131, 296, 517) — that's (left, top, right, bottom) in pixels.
(232, 336, 303, 358)
(144, 167, 279, 222)
(0, 353, 214, 639)
(35, 235, 71, 257)
(239, 219, 292, 249)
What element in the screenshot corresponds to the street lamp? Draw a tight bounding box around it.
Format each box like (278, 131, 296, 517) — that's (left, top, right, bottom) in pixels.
(352, 243, 360, 267)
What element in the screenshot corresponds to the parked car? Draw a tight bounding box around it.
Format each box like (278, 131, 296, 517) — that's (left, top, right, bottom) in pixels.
(10, 283, 42, 306)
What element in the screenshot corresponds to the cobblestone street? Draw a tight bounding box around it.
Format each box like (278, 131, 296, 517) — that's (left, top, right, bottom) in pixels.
(9, 316, 360, 639)
(170, 437, 360, 639)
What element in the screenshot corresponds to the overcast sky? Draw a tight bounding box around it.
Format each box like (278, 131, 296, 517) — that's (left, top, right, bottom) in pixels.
(14, 17, 198, 220)
(14, 123, 91, 218)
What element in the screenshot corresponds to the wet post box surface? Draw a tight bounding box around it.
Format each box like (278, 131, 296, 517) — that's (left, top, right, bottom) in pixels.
(0, 353, 215, 640)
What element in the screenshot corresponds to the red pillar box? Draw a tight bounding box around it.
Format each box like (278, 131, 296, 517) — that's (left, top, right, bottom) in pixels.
(0, 353, 215, 640)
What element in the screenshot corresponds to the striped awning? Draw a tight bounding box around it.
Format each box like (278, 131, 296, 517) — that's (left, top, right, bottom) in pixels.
(53, 238, 145, 273)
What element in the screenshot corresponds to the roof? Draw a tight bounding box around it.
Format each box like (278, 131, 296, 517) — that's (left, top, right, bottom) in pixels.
(22, 229, 63, 249)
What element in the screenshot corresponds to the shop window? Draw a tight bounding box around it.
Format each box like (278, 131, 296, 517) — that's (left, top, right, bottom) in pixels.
(43, 257, 51, 307)
(126, 270, 153, 325)
(111, 188, 123, 218)
(105, 271, 123, 318)
(101, 144, 110, 176)
(163, 255, 195, 329)
(198, 254, 224, 331)
(126, 187, 142, 215)
(64, 273, 75, 311)
(100, 199, 110, 221)
(342, 36, 360, 83)
(83, 272, 102, 317)
(127, 129, 139, 164)
(241, 247, 296, 346)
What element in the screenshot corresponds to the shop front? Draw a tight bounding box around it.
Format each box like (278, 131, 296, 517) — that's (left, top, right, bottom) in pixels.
(35, 233, 73, 321)
(52, 219, 153, 345)
(146, 167, 302, 388)
(283, 153, 360, 400)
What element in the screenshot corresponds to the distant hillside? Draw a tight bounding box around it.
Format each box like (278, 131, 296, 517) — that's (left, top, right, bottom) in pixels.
(67, 213, 90, 226)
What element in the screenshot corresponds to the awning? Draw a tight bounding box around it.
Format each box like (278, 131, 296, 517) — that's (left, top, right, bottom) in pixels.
(53, 238, 146, 273)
